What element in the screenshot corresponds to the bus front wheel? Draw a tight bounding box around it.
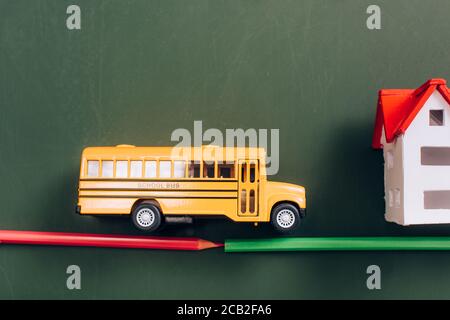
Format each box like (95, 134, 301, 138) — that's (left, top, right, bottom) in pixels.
(131, 203, 162, 232)
(271, 203, 301, 233)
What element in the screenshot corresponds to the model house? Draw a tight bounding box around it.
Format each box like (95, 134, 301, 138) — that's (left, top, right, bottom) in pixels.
(373, 78, 450, 225)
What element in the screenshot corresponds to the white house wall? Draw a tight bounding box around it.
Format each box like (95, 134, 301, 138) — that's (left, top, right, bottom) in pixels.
(402, 90, 450, 224)
(382, 128, 405, 225)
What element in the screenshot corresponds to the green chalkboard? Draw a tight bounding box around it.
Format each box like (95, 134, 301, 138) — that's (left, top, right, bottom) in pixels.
(1, 0, 450, 299)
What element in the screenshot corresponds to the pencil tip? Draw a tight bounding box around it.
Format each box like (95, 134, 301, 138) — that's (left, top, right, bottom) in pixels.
(198, 239, 224, 250)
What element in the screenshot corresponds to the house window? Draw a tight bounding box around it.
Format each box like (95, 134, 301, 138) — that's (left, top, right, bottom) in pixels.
(421, 147, 450, 166)
(388, 190, 394, 208)
(424, 191, 450, 209)
(394, 189, 401, 208)
(429, 110, 444, 126)
(386, 150, 394, 169)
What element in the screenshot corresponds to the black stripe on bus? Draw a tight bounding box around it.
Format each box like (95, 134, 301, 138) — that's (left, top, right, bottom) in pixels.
(79, 195, 237, 199)
(79, 178, 238, 182)
(79, 188, 237, 192)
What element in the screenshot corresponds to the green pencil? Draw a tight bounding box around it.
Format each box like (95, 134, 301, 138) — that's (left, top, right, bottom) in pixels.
(225, 237, 450, 252)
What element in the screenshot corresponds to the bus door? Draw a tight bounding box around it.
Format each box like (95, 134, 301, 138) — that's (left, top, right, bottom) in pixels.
(238, 160, 259, 216)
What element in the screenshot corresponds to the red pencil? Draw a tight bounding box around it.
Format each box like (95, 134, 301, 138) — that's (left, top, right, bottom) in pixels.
(0, 230, 223, 251)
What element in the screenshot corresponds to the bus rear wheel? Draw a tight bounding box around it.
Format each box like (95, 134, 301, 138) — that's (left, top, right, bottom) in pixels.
(271, 203, 301, 233)
(132, 203, 162, 232)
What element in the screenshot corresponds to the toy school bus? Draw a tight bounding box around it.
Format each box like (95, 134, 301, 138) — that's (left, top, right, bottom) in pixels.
(76, 145, 306, 233)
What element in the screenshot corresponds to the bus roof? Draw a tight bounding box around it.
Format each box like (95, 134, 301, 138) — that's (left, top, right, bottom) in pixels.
(81, 145, 267, 161)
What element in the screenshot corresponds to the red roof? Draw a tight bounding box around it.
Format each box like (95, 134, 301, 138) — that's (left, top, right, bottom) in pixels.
(372, 78, 450, 149)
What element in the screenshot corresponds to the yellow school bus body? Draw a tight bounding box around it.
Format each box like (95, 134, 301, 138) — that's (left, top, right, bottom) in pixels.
(77, 145, 306, 225)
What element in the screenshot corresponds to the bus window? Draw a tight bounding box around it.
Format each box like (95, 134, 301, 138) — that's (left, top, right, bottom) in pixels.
(116, 161, 128, 178)
(87, 160, 99, 177)
(188, 161, 200, 178)
(241, 164, 247, 183)
(174, 161, 186, 178)
(218, 162, 235, 178)
(250, 163, 256, 183)
(159, 161, 172, 178)
(203, 161, 215, 178)
(240, 189, 247, 213)
(249, 189, 255, 213)
(144, 161, 156, 178)
(130, 161, 143, 178)
(102, 160, 113, 178)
